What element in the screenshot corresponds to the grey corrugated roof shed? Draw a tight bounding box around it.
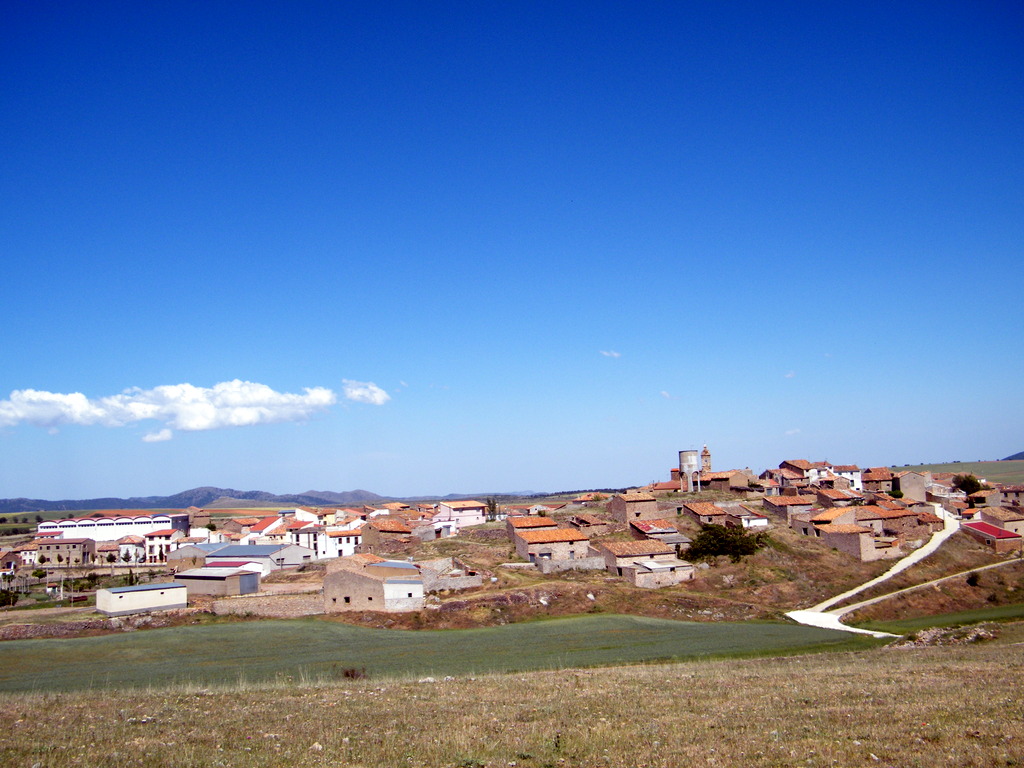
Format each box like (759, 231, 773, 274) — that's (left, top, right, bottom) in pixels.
(107, 583, 186, 594)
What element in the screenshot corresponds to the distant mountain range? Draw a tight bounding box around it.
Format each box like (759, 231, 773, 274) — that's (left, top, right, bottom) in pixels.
(0, 486, 565, 515)
(1004, 451, 1024, 461)
(0, 486, 388, 515)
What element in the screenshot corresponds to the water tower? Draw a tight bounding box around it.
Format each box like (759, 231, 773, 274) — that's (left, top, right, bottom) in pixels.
(678, 449, 700, 492)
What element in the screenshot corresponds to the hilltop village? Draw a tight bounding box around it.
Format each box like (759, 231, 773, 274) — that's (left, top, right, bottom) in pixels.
(1, 446, 1022, 626)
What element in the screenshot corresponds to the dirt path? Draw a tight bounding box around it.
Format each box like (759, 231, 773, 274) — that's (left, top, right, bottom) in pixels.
(785, 504, 960, 638)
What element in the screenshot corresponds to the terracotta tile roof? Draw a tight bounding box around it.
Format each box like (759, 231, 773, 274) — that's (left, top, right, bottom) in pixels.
(871, 507, 918, 519)
(144, 529, 178, 537)
(516, 528, 589, 544)
(862, 468, 893, 481)
(117, 535, 145, 544)
(369, 517, 413, 534)
(699, 471, 744, 481)
(95, 541, 120, 551)
(816, 488, 862, 500)
(782, 459, 813, 471)
(810, 508, 851, 523)
(682, 502, 727, 516)
(326, 529, 361, 538)
(855, 506, 885, 521)
(916, 512, 943, 525)
(816, 523, 874, 534)
(832, 465, 860, 472)
(776, 468, 803, 480)
(651, 481, 680, 491)
(508, 516, 558, 529)
(600, 540, 673, 557)
(350, 553, 386, 564)
(764, 495, 815, 506)
(617, 492, 655, 502)
(983, 507, 1024, 523)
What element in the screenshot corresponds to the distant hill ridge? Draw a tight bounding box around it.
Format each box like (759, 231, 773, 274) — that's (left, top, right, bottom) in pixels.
(1004, 451, 1024, 461)
(0, 486, 387, 515)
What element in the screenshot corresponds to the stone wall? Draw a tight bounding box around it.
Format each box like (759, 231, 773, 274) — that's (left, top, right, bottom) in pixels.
(536, 556, 604, 574)
(212, 593, 323, 618)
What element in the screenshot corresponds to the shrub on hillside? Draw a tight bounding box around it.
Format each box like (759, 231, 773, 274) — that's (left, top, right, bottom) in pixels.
(686, 524, 769, 563)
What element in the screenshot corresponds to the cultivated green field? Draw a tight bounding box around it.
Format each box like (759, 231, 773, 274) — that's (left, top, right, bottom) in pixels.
(889, 459, 1024, 484)
(0, 614, 878, 692)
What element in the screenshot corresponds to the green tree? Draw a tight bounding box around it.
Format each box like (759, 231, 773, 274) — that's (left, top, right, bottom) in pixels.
(953, 474, 983, 496)
(485, 498, 499, 522)
(32, 569, 46, 580)
(686, 524, 768, 563)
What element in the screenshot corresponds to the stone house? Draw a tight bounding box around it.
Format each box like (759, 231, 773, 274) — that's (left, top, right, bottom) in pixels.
(861, 468, 894, 493)
(892, 471, 931, 503)
(815, 524, 902, 562)
(960, 521, 1022, 554)
(681, 501, 728, 526)
(513, 528, 591, 564)
(418, 557, 484, 592)
(506, 515, 558, 539)
(323, 556, 424, 613)
(36, 537, 96, 567)
(980, 507, 1024, 536)
(359, 517, 414, 552)
(606, 492, 660, 523)
(629, 519, 692, 554)
(597, 540, 694, 588)
(815, 488, 863, 508)
(762, 495, 816, 521)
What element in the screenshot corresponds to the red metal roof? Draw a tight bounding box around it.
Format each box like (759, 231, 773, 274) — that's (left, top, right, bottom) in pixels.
(962, 521, 1021, 539)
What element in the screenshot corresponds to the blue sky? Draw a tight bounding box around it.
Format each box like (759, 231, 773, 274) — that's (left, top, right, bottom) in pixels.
(2, 2, 1022, 499)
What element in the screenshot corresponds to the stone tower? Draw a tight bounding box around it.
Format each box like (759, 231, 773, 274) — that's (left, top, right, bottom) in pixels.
(701, 444, 712, 473)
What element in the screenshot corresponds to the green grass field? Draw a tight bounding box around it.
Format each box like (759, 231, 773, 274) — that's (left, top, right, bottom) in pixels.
(854, 602, 1024, 634)
(0, 614, 879, 692)
(889, 459, 1024, 484)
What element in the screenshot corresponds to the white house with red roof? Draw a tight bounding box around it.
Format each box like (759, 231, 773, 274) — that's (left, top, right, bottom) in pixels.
(145, 529, 184, 563)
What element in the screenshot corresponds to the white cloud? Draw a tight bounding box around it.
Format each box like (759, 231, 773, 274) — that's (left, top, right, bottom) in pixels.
(342, 379, 390, 405)
(784, 371, 796, 379)
(0, 380, 338, 441)
(785, 428, 801, 436)
(660, 390, 674, 400)
(600, 350, 621, 358)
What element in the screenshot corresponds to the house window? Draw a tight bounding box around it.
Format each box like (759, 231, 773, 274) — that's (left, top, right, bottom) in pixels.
(407, 593, 413, 598)
(343, 596, 350, 604)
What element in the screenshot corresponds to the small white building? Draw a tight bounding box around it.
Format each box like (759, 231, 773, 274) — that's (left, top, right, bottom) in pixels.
(95, 582, 188, 616)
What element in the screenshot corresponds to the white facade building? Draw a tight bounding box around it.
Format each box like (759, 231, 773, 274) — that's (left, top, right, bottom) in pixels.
(37, 513, 190, 543)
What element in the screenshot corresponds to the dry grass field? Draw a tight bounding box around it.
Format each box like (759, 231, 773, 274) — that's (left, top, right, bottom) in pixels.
(889, 460, 1024, 485)
(1, 625, 1022, 768)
